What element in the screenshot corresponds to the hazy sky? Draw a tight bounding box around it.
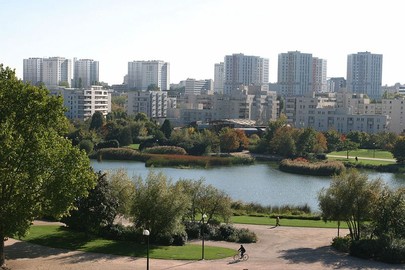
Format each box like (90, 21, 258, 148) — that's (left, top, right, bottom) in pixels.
(0, 0, 403, 85)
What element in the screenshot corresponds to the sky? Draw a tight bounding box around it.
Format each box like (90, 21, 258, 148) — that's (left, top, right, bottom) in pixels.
(0, 0, 403, 85)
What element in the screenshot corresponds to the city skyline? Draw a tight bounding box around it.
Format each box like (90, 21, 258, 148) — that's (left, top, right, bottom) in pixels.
(1, 0, 404, 85)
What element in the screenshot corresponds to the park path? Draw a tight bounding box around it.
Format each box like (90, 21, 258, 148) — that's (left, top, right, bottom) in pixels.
(4, 223, 402, 270)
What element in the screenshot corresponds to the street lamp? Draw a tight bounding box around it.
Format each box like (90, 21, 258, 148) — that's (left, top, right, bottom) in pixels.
(143, 229, 150, 270)
(373, 142, 376, 158)
(201, 214, 207, 260)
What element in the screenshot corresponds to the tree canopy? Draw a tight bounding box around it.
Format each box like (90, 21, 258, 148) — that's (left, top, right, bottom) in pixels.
(0, 65, 97, 266)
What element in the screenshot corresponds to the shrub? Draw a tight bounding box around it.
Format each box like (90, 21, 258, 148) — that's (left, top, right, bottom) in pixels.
(79, 139, 94, 154)
(379, 238, 405, 264)
(350, 239, 380, 259)
(331, 236, 351, 253)
(172, 231, 188, 246)
(216, 224, 237, 241)
(236, 228, 257, 243)
(142, 145, 187, 155)
(96, 140, 120, 150)
(155, 232, 174, 246)
(184, 221, 201, 239)
(279, 159, 345, 176)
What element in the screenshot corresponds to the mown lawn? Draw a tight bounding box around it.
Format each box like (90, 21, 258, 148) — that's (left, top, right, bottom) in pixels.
(21, 226, 235, 260)
(328, 149, 394, 159)
(231, 216, 348, 229)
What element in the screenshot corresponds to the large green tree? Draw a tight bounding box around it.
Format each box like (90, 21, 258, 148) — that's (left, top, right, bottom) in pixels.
(318, 169, 383, 241)
(0, 65, 97, 266)
(176, 179, 232, 223)
(131, 172, 190, 240)
(62, 172, 118, 234)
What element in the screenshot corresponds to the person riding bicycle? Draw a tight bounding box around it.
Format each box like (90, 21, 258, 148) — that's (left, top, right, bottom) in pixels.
(238, 244, 246, 259)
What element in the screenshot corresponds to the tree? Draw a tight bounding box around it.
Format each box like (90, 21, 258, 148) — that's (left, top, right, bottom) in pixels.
(313, 132, 328, 154)
(62, 172, 118, 234)
(160, 119, 172, 139)
(107, 169, 136, 218)
(219, 127, 239, 153)
(0, 65, 97, 266)
(372, 187, 405, 241)
(89, 111, 104, 130)
(147, 84, 160, 91)
(270, 126, 296, 157)
(318, 169, 383, 241)
(131, 172, 190, 240)
(391, 136, 405, 164)
(324, 129, 342, 152)
(296, 128, 317, 156)
(176, 179, 232, 223)
(341, 137, 359, 159)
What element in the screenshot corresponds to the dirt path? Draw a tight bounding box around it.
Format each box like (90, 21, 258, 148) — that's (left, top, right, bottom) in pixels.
(4, 224, 402, 270)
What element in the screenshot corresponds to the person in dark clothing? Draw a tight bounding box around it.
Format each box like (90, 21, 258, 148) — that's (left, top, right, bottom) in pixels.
(238, 244, 246, 258)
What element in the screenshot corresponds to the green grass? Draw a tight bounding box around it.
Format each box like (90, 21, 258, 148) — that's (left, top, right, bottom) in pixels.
(328, 149, 394, 159)
(21, 226, 235, 260)
(127, 144, 140, 150)
(231, 216, 348, 229)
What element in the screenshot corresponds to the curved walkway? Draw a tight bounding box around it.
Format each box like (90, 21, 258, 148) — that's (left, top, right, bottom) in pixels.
(4, 224, 402, 270)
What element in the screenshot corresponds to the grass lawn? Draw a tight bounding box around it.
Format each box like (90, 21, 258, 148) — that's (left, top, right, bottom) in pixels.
(328, 149, 394, 159)
(127, 144, 140, 150)
(21, 226, 235, 260)
(231, 216, 348, 229)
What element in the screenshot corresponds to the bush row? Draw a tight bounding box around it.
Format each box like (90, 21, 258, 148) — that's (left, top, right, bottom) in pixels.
(142, 145, 187, 155)
(91, 148, 254, 168)
(279, 159, 345, 176)
(231, 201, 313, 216)
(343, 162, 404, 173)
(332, 236, 405, 264)
(184, 222, 257, 243)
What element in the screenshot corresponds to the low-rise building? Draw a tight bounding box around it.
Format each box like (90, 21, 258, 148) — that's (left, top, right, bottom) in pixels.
(50, 85, 111, 120)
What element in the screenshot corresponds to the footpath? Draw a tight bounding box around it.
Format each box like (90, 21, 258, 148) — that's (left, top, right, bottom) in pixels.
(4, 223, 402, 270)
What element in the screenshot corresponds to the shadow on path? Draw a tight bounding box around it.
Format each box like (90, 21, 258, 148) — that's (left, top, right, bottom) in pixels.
(279, 246, 403, 270)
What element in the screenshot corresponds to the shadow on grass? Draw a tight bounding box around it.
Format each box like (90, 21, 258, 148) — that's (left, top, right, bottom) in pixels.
(7, 226, 154, 261)
(279, 246, 402, 270)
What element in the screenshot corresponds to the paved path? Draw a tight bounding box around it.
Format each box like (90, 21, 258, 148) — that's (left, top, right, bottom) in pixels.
(4, 224, 403, 270)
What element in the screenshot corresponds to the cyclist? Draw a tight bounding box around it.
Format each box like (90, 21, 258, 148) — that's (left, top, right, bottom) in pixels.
(238, 244, 246, 259)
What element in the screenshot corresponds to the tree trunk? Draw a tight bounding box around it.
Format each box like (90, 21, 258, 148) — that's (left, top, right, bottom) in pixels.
(0, 234, 5, 267)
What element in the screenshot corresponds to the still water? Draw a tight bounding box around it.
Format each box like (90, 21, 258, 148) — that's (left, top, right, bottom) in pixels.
(91, 160, 405, 212)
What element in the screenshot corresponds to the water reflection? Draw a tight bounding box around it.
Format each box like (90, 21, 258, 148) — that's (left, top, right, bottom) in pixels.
(91, 160, 405, 212)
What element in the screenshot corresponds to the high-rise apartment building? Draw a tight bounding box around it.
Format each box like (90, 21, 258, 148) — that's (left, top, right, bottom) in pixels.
(73, 58, 99, 88)
(223, 53, 269, 95)
(42, 57, 72, 88)
(127, 60, 170, 90)
(347, 51, 383, 100)
(312, 57, 327, 93)
(23, 58, 43, 85)
(277, 51, 314, 96)
(214, 62, 224, 94)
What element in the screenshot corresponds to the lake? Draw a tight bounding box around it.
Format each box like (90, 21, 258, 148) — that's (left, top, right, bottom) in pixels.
(91, 160, 405, 212)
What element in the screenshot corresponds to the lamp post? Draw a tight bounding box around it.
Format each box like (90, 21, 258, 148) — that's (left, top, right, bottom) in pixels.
(143, 229, 150, 270)
(201, 214, 207, 260)
(373, 142, 376, 158)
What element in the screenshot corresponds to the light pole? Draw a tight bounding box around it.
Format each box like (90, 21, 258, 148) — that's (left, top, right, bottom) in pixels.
(201, 213, 207, 260)
(373, 142, 376, 158)
(143, 229, 150, 270)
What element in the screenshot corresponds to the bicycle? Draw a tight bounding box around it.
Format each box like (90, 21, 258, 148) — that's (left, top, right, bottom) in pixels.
(233, 252, 249, 261)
